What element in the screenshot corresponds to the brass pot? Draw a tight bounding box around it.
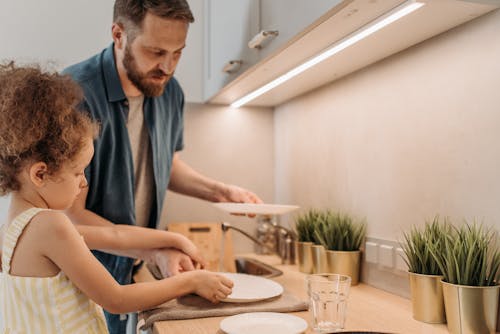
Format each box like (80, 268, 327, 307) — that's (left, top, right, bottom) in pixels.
(442, 281, 499, 334)
(497, 292, 500, 332)
(295, 241, 313, 274)
(408, 272, 445, 323)
(325, 250, 360, 285)
(311, 244, 327, 274)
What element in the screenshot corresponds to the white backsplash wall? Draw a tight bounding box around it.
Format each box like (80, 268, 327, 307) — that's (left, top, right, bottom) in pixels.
(0, 197, 8, 329)
(160, 103, 274, 253)
(0, 0, 114, 70)
(274, 10, 500, 292)
(0, 196, 9, 226)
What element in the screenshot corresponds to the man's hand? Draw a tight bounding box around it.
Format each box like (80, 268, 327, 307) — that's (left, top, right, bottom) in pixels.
(215, 183, 263, 204)
(213, 183, 263, 217)
(152, 248, 199, 277)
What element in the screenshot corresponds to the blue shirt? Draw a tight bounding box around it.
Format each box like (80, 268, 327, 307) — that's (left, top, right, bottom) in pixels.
(63, 44, 185, 286)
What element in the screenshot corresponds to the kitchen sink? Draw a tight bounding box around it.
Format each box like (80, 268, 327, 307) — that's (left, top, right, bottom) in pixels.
(145, 256, 282, 280)
(234, 257, 282, 278)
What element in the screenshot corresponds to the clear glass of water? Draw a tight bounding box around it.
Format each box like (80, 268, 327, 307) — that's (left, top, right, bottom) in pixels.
(306, 274, 352, 333)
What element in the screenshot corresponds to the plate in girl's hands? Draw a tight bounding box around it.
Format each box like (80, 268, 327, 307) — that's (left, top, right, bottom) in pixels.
(218, 273, 283, 303)
(212, 203, 299, 215)
(220, 312, 307, 334)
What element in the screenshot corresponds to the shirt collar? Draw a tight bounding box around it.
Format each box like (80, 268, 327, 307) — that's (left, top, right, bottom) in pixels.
(102, 43, 126, 103)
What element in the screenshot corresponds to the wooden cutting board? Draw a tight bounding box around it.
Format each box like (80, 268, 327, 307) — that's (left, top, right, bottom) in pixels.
(167, 222, 236, 273)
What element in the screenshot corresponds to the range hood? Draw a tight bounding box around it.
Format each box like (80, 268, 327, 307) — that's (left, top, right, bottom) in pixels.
(209, 0, 499, 108)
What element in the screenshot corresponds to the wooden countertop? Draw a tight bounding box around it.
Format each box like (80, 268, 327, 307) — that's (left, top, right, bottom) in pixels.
(134, 254, 449, 334)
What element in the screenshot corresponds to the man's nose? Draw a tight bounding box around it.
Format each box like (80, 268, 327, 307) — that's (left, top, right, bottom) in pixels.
(159, 54, 174, 74)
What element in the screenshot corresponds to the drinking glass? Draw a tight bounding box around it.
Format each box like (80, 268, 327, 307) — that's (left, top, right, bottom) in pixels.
(306, 273, 351, 333)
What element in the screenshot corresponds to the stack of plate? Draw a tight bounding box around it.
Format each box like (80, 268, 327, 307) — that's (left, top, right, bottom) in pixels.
(218, 273, 306, 334)
(220, 312, 308, 334)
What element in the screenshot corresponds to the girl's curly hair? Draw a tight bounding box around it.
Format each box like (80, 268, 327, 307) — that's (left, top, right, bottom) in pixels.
(0, 62, 98, 195)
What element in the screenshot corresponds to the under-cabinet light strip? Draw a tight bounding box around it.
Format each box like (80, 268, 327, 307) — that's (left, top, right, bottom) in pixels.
(230, 0, 424, 108)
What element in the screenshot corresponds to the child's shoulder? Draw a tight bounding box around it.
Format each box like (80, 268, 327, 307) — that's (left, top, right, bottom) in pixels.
(29, 210, 77, 238)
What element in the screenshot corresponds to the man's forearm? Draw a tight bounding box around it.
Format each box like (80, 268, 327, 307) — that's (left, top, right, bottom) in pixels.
(168, 154, 263, 205)
(168, 153, 222, 202)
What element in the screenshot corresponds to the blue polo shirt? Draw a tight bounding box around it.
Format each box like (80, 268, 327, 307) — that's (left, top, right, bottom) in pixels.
(63, 44, 184, 286)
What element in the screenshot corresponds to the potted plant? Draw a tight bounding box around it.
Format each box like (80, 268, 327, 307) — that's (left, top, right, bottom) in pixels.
(400, 217, 449, 323)
(429, 223, 500, 334)
(294, 209, 322, 273)
(314, 211, 366, 285)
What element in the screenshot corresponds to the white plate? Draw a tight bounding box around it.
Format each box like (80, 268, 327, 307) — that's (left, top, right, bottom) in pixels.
(220, 312, 308, 334)
(219, 273, 283, 303)
(213, 203, 299, 215)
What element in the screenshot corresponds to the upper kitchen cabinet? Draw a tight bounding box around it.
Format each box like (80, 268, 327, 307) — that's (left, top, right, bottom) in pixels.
(177, 0, 499, 106)
(207, 0, 500, 107)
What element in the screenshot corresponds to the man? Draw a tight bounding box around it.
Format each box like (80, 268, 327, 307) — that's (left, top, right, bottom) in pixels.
(64, 0, 261, 332)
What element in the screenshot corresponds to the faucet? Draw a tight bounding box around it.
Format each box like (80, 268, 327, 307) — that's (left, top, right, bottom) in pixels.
(221, 220, 296, 265)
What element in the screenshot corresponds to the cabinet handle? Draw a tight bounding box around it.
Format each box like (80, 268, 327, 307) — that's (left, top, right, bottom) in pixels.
(248, 30, 279, 49)
(222, 60, 243, 74)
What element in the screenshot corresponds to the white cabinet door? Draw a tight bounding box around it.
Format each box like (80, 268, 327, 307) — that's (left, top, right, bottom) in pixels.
(258, 0, 343, 59)
(204, 0, 260, 100)
(175, 0, 205, 103)
(175, 0, 259, 103)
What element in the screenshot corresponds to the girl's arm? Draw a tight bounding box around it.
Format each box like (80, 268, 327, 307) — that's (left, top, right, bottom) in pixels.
(66, 186, 198, 275)
(75, 223, 206, 267)
(36, 211, 232, 314)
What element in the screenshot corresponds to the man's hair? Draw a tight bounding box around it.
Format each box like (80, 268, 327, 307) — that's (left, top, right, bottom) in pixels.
(0, 62, 98, 195)
(113, 0, 194, 37)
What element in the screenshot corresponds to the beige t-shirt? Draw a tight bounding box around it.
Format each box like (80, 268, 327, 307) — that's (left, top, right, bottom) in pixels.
(126, 95, 154, 228)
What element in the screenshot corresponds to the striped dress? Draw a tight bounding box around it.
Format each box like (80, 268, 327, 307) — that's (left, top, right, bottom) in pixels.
(1, 207, 108, 333)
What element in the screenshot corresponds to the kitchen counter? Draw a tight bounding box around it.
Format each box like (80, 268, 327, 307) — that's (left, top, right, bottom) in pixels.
(134, 254, 449, 334)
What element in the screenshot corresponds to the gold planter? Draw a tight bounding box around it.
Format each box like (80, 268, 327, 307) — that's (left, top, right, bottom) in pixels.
(408, 272, 445, 323)
(311, 244, 327, 274)
(325, 250, 360, 285)
(497, 292, 500, 332)
(295, 241, 313, 274)
(442, 281, 499, 334)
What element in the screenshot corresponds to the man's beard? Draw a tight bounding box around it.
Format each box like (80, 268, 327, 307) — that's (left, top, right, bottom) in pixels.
(122, 44, 171, 97)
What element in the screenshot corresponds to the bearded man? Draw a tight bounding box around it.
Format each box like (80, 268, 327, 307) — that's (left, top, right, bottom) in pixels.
(63, 1, 261, 332)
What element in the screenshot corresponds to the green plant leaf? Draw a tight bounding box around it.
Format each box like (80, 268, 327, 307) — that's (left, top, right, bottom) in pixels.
(430, 222, 500, 286)
(400, 216, 449, 275)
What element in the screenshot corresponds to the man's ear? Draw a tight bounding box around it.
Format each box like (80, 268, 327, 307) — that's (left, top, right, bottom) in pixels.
(29, 162, 49, 187)
(112, 23, 126, 49)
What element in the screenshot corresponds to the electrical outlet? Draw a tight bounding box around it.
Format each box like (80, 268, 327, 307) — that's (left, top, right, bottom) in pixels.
(395, 247, 408, 271)
(379, 245, 394, 268)
(365, 241, 378, 263)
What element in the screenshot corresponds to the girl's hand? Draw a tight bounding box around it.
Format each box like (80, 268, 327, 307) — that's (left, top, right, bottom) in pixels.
(177, 235, 207, 269)
(188, 270, 233, 303)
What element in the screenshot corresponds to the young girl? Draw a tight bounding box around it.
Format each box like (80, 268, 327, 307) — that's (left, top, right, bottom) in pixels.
(0, 63, 233, 333)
